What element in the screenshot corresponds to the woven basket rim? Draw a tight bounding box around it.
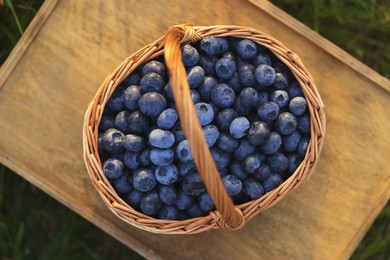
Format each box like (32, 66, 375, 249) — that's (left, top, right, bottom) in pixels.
(82, 24, 326, 234)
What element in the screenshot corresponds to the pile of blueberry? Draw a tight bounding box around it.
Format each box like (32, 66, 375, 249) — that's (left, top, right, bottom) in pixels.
(98, 36, 310, 220)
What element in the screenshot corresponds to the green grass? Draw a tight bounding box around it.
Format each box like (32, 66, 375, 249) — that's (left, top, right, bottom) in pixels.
(0, 0, 389, 259)
(0, 165, 144, 259)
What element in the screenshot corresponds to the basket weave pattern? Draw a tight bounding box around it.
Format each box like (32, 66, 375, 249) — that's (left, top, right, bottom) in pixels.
(83, 25, 325, 234)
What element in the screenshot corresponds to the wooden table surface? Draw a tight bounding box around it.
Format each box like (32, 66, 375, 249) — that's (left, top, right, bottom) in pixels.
(1, 0, 389, 259)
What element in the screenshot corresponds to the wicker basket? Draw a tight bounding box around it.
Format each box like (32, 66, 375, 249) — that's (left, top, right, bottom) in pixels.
(83, 24, 325, 234)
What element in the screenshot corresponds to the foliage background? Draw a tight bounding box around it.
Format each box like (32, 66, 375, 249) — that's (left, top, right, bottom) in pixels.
(0, 0, 389, 259)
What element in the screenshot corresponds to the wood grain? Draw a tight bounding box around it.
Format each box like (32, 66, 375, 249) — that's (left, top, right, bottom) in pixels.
(248, 0, 390, 92)
(0, 0, 389, 259)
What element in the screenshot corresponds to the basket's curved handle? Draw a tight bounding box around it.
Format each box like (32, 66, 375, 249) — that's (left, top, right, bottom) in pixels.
(164, 24, 244, 230)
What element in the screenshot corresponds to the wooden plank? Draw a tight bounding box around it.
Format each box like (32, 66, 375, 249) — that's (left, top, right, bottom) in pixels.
(0, 0, 60, 88)
(248, 0, 390, 92)
(0, 0, 389, 259)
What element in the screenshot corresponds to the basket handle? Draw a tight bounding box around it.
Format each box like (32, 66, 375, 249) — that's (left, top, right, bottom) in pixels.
(164, 25, 244, 230)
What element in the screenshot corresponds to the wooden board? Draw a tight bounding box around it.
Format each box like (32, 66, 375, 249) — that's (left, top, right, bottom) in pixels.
(0, 0, 389, 259)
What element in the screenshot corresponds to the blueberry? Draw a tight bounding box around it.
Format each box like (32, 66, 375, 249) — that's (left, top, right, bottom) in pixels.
(238, 64, 256, 87)
(176, 140, 193, 162)
(163, 83, 174, 101)
(194, 102, 214, 126)
(140, 72, 165, 93)
(276, 112, 298, 135)
(101, 128, 124, 153)
(186, 204, 206, 218)
(178, 162, 197, 178)
(255, 64, 276, 86)
(140, 191, 163, 215)
(149, 129, 175, 149)
(113, 173, 133, 194)
(253, 52, 272, 67)
(202, 125, 220, 147)
(124, 151, 140, 170)
(298, 114, 311, 134)
(274, 62, 290, 75)
(142, 60, 167, 79)
(187, 66, 205, 89)
(99, 116, 115, 131)
(234, 138, 255, 160)
(230, 117, 250, 138)
(175, 190, 194, 210)
(233, 98, 251, 116)
(199, 55, 217, 75)
(282, 130, 301, 152)
(126, 190, 144, 208)
(297, 136, 310, 158)
(115, 110, 131, 134)
(123, 134, 145, 152)
(138, 92, 167, 118)
(222, 175, 242, 197)
(242, 154, 262, 174)
(257, 91, 269, 105)
(107, 87, 125, 111)
(252, 164, 271, 182)
(212, 83, 236, 109)
(236, 39, 257, 60)
(267, 152, 288, 172)
(217, 37, 230, 54)
(210, 147, 230, 170)
(247, 121, 270, 145)
(198, 76, 218, 101)
(190, 89, 201, 104)
(239, 87, 259, 108)
(158, 205, 179, 220)
(172, 123, 186, 144)
(230, 160, 247, 181)
(261, 173, 283, 192)
(217, 132, 239, 153)
(257, 101, 280, 122)
(157, 108, 178, 130)
(158, 185, 177, 205)
(273, 72, 289, 90)
(123, 72, 141, 86)
(182, 173, 206, 196)
(227, 73, 241, 93)
(287, 81, 304, 98)
(128, 110, 149, 135)
(182, 44, 200, 67)
(289, 96, 307, 116)
(133, 168, 156, 192)
(199, 193, 215, 212)
(236, 57, 247, 68)
(215, 58, 237, 80)
(216, 108, 238, 131)
(270, 90, 289, 108)
(200, 36, 228, 56)
(103, 158, 123, 179)
(123, 85, 141, 110)
(261, 131, 282, 155)
(222, 51, 235, 60)
(140, 148, 151, 166)
(150, 148, 174, 166)
(155, 164, 178, 185)
(200, 36, 220, 56)
(287, 154, 302, 175)
(243, 178, 264, 199)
